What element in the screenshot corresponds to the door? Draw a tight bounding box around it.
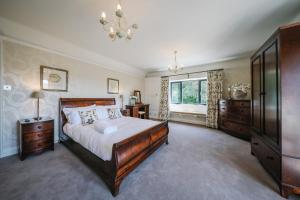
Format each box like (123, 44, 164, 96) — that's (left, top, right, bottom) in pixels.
(251, 55, 262, 133)
(263, 41, 279, 145)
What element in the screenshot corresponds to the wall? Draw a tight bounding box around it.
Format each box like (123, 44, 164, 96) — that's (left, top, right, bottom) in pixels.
(0, 39, 145, 158)
(290, 12, 300, 23)
(144, 57, 251, 124)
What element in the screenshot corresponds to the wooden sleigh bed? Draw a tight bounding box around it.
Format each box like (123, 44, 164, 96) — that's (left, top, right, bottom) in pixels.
(59, 98, 169, 196)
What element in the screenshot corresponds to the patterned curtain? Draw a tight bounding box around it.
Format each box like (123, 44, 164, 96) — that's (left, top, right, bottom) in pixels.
(206, 70, 223, 128)
(158, 77, 169, 120)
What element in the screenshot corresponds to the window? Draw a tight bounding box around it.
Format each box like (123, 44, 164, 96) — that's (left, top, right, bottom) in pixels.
(171, 79, 207, 105)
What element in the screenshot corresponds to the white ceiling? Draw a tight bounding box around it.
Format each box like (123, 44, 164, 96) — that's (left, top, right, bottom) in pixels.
(0, 0, 299, 72)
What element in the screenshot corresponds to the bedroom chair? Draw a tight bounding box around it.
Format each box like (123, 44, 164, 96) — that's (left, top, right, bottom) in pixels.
(138, 111, 146, 119)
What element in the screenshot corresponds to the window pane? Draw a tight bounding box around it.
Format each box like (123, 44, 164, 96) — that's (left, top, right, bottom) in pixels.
(182, 80, 199, 104)
(171, 82, 181, 104)
(200, 80, 207, 104)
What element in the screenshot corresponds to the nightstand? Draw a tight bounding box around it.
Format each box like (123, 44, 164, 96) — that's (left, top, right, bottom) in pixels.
(121, 109, 130, 117)
(19, 117, 54, 161)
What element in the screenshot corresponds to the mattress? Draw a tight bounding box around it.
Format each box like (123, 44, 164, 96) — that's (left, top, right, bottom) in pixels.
(63, 117, 160, 161)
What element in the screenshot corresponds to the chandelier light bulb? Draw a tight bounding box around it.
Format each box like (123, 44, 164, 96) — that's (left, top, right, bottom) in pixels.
(101, 12, 106, 19)
(117, 3, 122, 11)
(99, 1, 137, 41)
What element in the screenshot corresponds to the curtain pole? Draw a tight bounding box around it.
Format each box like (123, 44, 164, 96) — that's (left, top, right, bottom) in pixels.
(161, 68, 224, 78)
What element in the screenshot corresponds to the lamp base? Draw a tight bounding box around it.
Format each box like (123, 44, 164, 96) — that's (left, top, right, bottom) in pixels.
(34, 117, 42, 121)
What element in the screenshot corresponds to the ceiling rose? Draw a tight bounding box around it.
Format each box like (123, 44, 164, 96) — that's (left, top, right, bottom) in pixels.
(99, 0, 138, 41)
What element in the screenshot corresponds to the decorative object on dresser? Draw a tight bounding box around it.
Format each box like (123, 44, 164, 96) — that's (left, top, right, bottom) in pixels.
(126, 104, 149, 119)
(31, 91, 45, 121)
(218, 99, 251, 140)
(250, 22, 300, 198)
(229, 83, 251, 100)
(19, 117, 54, 161)
(59, 98, 169, 196)
(40, 66, 68, 92)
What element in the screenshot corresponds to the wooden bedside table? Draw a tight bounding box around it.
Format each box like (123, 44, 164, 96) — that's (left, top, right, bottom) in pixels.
(19, 117, 54, 161)
(121, 109, 130, 117)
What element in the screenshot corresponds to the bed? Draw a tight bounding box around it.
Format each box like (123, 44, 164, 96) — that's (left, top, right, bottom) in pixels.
(59, 98, 169, 196)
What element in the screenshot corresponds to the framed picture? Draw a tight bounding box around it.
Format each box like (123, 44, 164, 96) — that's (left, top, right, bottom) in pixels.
(107, 78, 119, 94)
(134, 90, 141, 104)
(40, 66, 68, 92)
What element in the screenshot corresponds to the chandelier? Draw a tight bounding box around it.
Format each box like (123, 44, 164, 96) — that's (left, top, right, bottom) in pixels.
(168, 51, 183, 73)
(99, 0, 138, 41)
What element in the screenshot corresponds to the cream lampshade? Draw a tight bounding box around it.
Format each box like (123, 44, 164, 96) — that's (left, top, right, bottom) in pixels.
(31, 91, 45, 121)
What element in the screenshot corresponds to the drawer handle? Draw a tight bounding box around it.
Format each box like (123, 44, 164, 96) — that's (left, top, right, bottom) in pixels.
(266, 156, 274, 160)
(253, 142, 259, 145)
(37, 125, 42, 129)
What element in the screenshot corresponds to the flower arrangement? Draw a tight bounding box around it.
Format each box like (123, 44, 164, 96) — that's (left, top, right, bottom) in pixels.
(228, 83, 251, 99)
(129, 96, 138, 105)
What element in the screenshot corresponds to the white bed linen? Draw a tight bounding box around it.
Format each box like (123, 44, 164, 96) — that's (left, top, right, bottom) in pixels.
(63, 117, 160, 161)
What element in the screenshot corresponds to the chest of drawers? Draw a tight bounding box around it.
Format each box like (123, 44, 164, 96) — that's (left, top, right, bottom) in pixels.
(19, 117, 54, 160)
(218, 99, 251, 140)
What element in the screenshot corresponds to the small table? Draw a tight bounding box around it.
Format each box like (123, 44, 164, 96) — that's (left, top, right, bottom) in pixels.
(19, 117, 54, 161)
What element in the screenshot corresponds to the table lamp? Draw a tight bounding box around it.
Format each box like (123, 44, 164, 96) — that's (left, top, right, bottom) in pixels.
(31, 91, 45, 121)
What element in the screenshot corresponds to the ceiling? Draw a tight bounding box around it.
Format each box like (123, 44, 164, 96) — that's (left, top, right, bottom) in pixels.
(0, 0, 299, 72)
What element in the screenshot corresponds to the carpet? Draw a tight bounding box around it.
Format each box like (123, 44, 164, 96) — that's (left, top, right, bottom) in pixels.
(0, 122, 299, 200)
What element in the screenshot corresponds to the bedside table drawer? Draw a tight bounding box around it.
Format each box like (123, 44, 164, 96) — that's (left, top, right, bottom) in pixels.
(22, 121, 53, 133)
(23, 130, 53, 143)
(23, 139, 53, 153)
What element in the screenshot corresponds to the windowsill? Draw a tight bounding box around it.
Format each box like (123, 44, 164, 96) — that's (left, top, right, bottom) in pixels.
(170, 111, 206, 115)
(169, 103, 207, 115)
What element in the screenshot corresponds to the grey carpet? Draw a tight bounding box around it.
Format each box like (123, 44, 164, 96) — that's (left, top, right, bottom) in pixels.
(0, 122, 299, 200)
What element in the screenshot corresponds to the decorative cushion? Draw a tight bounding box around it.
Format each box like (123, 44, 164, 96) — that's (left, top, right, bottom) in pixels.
(107, 108, 123, 119)
(78, 109, 98, 125)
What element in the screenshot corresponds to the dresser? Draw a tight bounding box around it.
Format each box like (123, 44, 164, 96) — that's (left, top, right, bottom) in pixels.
(250, 23, 300, 198)
(218, 99, 251, 140)
(125, 104, 149, 119)
(19, 117, 54, 161)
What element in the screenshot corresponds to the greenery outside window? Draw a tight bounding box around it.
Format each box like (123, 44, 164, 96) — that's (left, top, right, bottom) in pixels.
(171, 79, 207, 105)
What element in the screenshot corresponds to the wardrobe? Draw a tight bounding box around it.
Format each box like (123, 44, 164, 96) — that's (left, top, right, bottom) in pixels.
(251, 22, 300, 198)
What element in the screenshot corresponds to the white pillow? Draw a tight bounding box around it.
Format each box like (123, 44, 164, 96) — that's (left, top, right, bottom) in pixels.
(66, 111, 81, 125)
(96, 106, 109, 119)
(63, 104, 96, 116)
(63, 105, 96, 124)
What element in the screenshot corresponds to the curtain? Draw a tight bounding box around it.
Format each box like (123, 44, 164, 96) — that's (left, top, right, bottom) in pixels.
(206, 70, 223, 128)
(158, 77, 169, 120)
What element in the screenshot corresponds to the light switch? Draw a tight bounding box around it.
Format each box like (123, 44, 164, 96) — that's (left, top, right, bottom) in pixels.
(3, 85, 12, 91)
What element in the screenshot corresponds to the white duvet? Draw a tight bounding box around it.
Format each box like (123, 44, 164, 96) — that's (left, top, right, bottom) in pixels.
(63, 117, 160, 161)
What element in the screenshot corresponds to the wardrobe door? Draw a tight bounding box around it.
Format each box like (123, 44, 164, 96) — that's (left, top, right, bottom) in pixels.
(263, 41, 279, 145)
(251, 55, 262, 133)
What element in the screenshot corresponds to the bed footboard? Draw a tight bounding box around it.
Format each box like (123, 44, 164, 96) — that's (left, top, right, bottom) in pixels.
(109, 121, 169, 196)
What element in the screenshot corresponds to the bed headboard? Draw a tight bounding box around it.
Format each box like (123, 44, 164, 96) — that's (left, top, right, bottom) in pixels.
(59, 98, 116, 141)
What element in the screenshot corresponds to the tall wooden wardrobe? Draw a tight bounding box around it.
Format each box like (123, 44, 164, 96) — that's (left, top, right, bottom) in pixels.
(250, 22, 300, 198)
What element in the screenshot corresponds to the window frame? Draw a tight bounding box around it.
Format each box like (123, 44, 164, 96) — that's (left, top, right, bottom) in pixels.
(170, 81, 182, 104)
(170, 79, 207, 105)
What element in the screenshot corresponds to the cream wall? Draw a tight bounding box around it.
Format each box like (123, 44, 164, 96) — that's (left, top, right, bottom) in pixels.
(144, 57, 251, 124)
(0, 40, 145, 158)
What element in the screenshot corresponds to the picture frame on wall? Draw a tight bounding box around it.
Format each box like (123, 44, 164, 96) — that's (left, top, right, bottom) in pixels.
(107, 78, 119, 94)
(40, 66, 68, 92)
